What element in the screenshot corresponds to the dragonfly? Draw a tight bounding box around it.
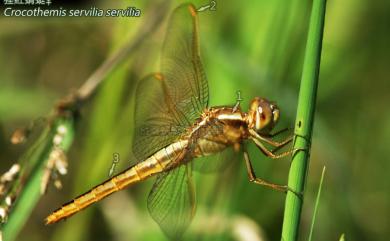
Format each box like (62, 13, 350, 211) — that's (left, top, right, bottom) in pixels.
(46, 3, 298, 240)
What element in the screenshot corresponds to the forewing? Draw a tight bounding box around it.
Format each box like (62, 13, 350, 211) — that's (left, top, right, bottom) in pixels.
(147, 164, 196, 240)
(133, 3, 209, 161)
(132, 74, 186, 161)
(161, 3, 209, 122)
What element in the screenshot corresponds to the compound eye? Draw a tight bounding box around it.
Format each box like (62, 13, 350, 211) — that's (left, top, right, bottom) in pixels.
(258, 106, 266, 120)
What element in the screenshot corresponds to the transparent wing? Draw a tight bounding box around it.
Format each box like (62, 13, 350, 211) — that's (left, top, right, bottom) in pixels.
(132, 3, 209, 161)
(132, 74, 185, 161)
(193, 147, 242, 173)
(161, 3, 209, 122)
(147, 164, 196, 240)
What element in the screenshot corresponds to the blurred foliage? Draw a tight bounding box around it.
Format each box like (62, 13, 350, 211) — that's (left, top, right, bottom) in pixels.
(0, 0, 389, 241)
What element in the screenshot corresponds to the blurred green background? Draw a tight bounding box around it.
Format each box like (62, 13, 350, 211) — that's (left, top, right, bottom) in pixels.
(0, 0, 389, 241)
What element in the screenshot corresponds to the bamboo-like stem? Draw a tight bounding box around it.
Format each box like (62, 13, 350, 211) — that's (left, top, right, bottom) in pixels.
(280, 0, 327, 240)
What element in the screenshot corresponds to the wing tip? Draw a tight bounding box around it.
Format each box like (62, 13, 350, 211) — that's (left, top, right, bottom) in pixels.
(188, 4, 197, 17)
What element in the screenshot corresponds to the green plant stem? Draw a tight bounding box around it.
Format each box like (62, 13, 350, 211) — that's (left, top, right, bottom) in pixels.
(280, 0, 327, 240)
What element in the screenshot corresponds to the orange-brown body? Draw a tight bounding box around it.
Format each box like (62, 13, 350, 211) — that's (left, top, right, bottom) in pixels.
(45, 4, 291, 240)
(46, 107, 248, 224)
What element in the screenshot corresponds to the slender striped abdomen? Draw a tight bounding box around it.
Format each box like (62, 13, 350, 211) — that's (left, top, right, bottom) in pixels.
(45, 140, 188, 225)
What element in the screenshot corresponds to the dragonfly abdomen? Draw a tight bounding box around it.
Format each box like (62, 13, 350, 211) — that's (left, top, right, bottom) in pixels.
(46, 140, 188, 225)
(45, 166, 142, 224)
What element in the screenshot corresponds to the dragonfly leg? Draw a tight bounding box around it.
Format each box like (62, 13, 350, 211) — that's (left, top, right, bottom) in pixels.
(294, 133, 312, 146)
(267, 135, 293, 148)
(243, 151, 293, 193)
(267, 133, 310, 157)
(267, 128, 311, 147)
(265, 127, 292, 137)
(269, 137, 294, 154)
(250, 137, 297, 159)
(249, 129, 293, 147)
(243, 151, 302, 197)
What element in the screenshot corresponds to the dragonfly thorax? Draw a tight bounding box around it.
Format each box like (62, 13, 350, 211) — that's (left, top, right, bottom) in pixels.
(247, 97, 280, 134)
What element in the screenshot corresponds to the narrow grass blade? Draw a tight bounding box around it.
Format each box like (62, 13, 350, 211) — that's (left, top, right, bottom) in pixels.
(339, 233, 346, 241)
(308, 166, 326, 241)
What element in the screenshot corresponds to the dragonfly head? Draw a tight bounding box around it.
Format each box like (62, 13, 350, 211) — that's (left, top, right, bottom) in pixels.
(247, 97, 280, 134)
